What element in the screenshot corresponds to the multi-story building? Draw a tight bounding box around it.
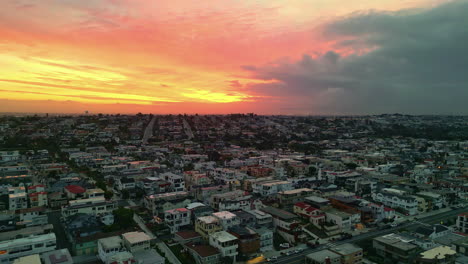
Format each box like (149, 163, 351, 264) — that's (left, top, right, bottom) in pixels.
(251, 227, 273, 252)
(64, 185, 86, 200)
(294, 202, 325, 226)
(61, 197, 117, 218)
(16, 207, 48, 227)
(195, 216, 223, 240)
(209, 231, 238, 263)
(212, 211, 241, 230)
(210, 190, 252, 211)
(248, 210, 273, 226)
(228, 226, 259, 256)
(329, 243, 363, 264)
(252, 180, 293, 197)
(306, 249, 341, 264)
(372, 188, 418, 215)
(457, 212, 468, 234)
(278, 188, 314, 209)
(161, 172, 185, 192)
(260, 206, 300, 243)
(323, 208, 360, 231)
(164, 208, 191, 233)
(193, 185, 230, 204)
(122, 231, 151, 253)
(115, 177, 136, 191)
(97, 236, 126, 263)
(144, 191, 191, 216)
(0, 233, 57, 263)
(373, 233, 420, 263)
(8, 187, 27, 211)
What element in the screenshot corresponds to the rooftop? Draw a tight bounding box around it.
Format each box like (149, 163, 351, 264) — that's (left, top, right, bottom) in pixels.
(210, 231, 237, 243)
(306, 249, 341, 262)
(98, 235, 122, 249)
(420, 246, 456, 260)
(185, 243, 220, 257)
(212, 211, 237, 220)
(330, 243, 362, 255)
(122, 231, 151, 244)
(64, 185, 86, 194)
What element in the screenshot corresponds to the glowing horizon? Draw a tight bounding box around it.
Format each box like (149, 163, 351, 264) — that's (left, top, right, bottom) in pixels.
(2, 0, 464, 115)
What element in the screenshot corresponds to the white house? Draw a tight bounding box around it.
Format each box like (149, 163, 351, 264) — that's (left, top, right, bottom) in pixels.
(209, 231, 238, 262)
(372, 188, 418, 215)
(97, 236, 125, 263)
(252, 180, 293, 196)
(212, 211, 241, 230)
(164, 208, 191, 233)
(0, 233, 57, 263)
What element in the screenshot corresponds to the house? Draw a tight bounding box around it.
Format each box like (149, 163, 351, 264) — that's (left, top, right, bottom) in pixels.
(251, 226, 273, 252)
(413, 225, 451, 240)
(122, 231, 151, 253)
(174, 231, 202, 245)
(252, 180, 293, 196)
(248, 210, 273, 226)
(305, 249, 341, 264)
(278, 188, 314, 209)
(209, 231, 238, 263)
(259, 206, 300, 243)
(8, 187, 27, 211)
(231, 210, 256, 227)
(323, 208, 360, 231)
(195, 216, 223, 240)
(161, 172, 185, 192)
(228, 226, 260, 256)
(372, 188, 418, 215)
(293, 202, 325, 226)
(106, 251, 135, 264)
(304, 196, 331, 209)
(164, 208, 191, 233)
(186, 202, 213, 223)
(456, 212, 468, 234)
(210, 190, 252, 211)
(115, 177, 136, 191)
(97, 236, 125, 263)
(144, 191, 191, 216)
(212, 211, 241, 230)
(28, 191, 48, 207)
(185, 243, 220, 264)
(64, 185, 86, 200)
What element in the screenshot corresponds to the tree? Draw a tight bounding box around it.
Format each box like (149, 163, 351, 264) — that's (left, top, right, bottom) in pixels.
(121, 189, 130, 199)
(104, 207, 135, 232)
(104, 190, 113, 200)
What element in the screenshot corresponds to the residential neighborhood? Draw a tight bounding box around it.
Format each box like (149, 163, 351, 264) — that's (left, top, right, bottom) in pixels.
(0, 113, 467, 264)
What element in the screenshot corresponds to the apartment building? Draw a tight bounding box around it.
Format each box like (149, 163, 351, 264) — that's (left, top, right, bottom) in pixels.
(0, 233, 57, 263)
(61, 197, 117, 218)
(306, 250, 341, 264)
(373, 233, 420, 263)
(164, 208, 191, 233)
(372, 188, 418, 215)
(329, 243, 363, 264)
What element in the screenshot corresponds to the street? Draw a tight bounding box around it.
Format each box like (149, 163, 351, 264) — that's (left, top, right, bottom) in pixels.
(270, 206, 468, 264)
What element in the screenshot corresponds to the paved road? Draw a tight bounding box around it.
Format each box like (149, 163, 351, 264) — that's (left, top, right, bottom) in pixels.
(182, 118, 194, 140)
(271, 206, 468, 264)
(142, 116, 157, 144)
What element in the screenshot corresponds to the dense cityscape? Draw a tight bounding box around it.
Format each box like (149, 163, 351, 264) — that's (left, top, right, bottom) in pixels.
(0, 113, 466, 264)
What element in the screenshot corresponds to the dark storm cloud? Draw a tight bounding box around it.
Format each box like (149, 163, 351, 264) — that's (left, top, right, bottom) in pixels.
(244, 1, 468, 114)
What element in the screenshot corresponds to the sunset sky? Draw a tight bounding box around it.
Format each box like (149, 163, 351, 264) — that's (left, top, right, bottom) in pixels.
(1, 0, 467, 115)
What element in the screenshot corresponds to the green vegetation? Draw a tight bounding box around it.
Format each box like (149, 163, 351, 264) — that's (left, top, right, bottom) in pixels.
(103, 207, 135, 232)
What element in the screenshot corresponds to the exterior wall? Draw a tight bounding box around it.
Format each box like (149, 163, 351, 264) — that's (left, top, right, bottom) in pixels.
(0, 233, 57, 263)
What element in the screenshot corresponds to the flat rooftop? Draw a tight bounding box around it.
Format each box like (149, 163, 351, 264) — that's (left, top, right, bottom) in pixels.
(122, 231, 151, 244)
(210, 231, 237, 243)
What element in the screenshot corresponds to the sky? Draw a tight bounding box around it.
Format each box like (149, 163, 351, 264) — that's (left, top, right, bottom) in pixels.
(0, 0, 467, 115)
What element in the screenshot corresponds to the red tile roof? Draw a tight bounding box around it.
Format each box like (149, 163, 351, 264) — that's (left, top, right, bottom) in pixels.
(64, 185, 86, 194)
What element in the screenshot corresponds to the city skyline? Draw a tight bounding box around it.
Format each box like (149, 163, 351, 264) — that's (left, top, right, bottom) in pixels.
(1, 0, 467, 115)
